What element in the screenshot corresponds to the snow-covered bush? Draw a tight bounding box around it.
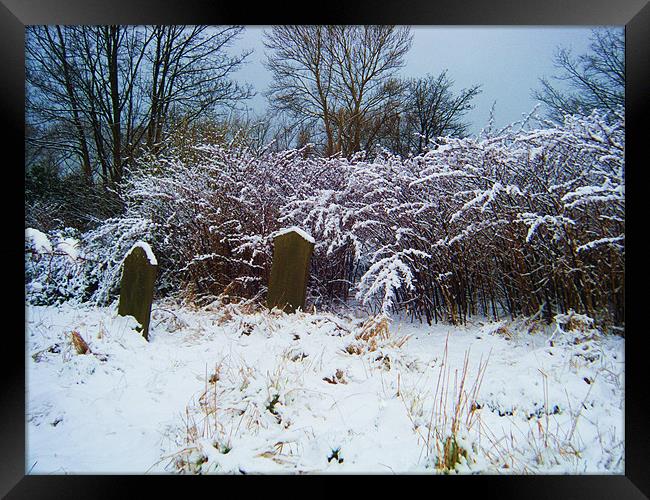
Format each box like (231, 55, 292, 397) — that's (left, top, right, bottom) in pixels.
(25, 109, 624, 327)
(80, 217, 158, 304)
(280, 110, 624, 325)
(25, 219, 159, 306)
(25, 228, 88, 304)
(115, 145, 325, 304)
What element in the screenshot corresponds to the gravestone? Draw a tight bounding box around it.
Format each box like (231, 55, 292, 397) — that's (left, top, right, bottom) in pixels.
(118, 242, 158, 340)
(267, 227, 314, 313)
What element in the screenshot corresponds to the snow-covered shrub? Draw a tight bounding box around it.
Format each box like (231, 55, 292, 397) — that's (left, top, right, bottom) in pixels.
(79, 217, 158, 304)
(25, 227, 88, 304)
(118, 144, 324, 303)
(26, 109, 624, 326)
(25, 220, 158, 306)
(279, 109, 624, 324)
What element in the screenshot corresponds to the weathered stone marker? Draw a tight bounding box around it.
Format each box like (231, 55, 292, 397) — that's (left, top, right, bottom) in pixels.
(118, 242, 158, 340)
(267, 227, 314, 313)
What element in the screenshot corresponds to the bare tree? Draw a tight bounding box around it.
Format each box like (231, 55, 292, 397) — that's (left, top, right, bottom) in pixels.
(264, 26, 336, 155)
(397, 71, 482, 155)
(264, 25, 412, 157)
(532, 27, 624, 122)
(26, 26, 95, 184)
(327, 26, 412, 156)
(143, 26, 254, 156)
(26, 25, 252, 186)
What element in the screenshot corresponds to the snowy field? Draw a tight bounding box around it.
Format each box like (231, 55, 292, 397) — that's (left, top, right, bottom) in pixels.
(26, 300, 624, 474)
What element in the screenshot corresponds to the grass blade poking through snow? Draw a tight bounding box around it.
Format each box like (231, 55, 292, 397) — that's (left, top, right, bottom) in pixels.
(424, 334, 491, 472)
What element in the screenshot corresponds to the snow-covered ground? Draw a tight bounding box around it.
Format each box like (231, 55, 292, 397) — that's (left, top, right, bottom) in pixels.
(26, 300, 624, 474)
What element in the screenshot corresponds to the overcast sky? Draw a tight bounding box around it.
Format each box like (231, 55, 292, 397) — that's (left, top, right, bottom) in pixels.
(228, 26, 619, 136)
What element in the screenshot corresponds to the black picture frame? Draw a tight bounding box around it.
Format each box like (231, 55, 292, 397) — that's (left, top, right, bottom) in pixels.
(5, 0, 647, 497)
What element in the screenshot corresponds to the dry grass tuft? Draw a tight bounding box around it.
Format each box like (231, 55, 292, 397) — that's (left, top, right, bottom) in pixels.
(558, 311, 594, 333)
(344, 315, 411, 355)
(323, 369, 348, 385)
(216, 307, 234, 326)
(70, 331, 91, 354)
(355, 315, 391, 342)
(416, 334, 490, 472)
(441, 435, 468, 471)
(493, 324, 514, 341)
(344, 342, 365, 355)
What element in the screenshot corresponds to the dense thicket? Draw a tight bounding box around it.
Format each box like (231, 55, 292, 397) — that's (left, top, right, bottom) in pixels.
(26, 109, 624, 329)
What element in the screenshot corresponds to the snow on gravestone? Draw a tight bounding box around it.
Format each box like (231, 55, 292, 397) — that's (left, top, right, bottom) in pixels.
(118, 242, 158, 341)
(267, 227, 314, 313)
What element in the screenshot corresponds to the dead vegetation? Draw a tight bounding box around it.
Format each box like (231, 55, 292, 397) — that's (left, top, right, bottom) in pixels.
(344, 315, 411, 355)
(70, 331, 91, 354)
(323, 369, 347, 385)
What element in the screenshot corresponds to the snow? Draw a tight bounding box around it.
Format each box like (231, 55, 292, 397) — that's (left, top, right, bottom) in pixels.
(26, 301, 624, 474)
(55, 238, 80, 261)
(26, 228, 53, 254)
(273, 226, 315, 244)
(577, 235, 625, 253)
(125, 241, 158, 266)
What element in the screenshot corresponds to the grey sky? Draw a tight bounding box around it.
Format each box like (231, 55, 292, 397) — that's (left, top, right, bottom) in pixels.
(229, 26, 618, 136)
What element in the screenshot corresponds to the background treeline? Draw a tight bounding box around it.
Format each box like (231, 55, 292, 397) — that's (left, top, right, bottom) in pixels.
(25, 25, 625, 329)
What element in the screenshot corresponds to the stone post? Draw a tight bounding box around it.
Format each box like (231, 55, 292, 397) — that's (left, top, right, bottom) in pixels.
(118, 242, 158, 340)
(267, 228, 314, 313)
